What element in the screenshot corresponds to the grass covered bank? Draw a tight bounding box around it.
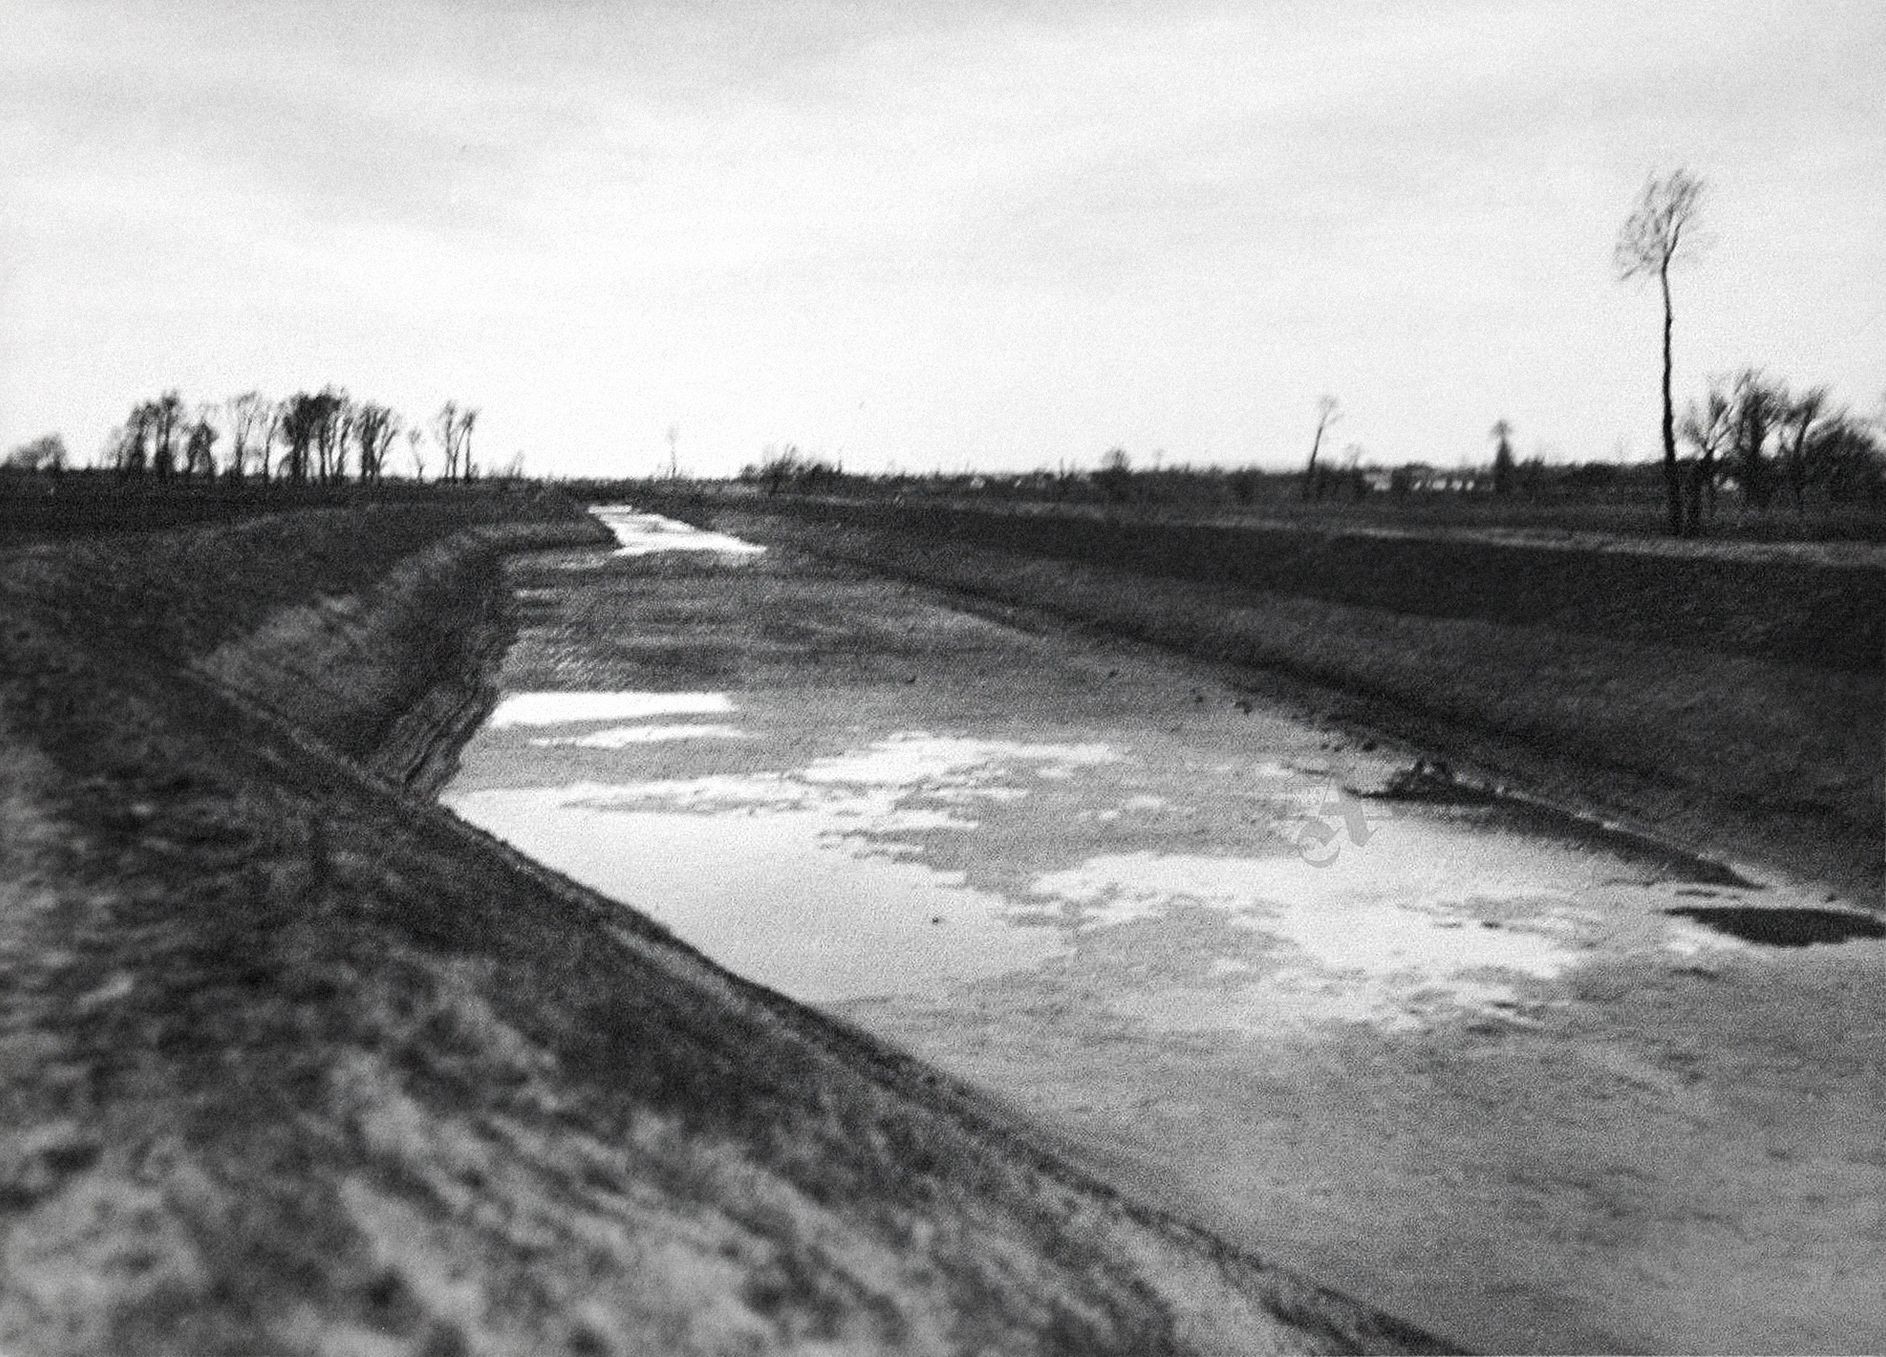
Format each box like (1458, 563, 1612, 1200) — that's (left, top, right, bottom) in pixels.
(0, 500, 1441, 1354)
(651, 492, 1880, 903)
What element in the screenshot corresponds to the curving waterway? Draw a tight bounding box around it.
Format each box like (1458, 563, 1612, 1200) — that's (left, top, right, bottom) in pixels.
(442, 505, 1886, 1354)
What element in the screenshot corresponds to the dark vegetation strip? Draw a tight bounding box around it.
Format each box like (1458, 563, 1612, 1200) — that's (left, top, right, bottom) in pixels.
(0, 471, 537, 545)
(708, 493, 1884, 671)
(4, 492, 574, 664)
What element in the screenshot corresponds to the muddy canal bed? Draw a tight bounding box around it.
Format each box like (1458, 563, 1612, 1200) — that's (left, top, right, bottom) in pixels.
(444, 507, 1886, 1354)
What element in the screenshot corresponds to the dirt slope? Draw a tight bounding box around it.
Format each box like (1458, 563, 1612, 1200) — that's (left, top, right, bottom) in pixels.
(0, 506, 1446, 1355)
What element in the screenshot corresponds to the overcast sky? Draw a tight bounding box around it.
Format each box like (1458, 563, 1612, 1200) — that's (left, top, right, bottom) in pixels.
(4, 0, 1881, 477)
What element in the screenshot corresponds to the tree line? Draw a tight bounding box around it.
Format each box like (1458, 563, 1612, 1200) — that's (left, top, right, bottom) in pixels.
(1614, 167, 1883, 535)
(91, 389, 483, 484)
(1673, 369, 1880, 524)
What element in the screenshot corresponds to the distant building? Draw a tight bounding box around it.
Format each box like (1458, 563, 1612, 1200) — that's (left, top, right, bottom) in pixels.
(1393, 463, 1486, 493)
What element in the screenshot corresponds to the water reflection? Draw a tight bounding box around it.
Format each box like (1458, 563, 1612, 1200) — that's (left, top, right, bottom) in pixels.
(490, 691, 735, 726)
(530, 724, 749, 748)
(591, 504, 766, 557)
(446, 790, 1067, 1000)
(455, 676, 1788, 1030)
(1021, 819, 1630, 1031)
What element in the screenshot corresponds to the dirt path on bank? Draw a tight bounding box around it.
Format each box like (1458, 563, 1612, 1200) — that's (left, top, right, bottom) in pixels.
(447, 510, 1886, 1355)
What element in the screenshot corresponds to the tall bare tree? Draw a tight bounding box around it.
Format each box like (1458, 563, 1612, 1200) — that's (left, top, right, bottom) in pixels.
(1779, 385, 1828, 513)
(226, 392, 271, 480)
(433, 402, 462, 481)
(458, 407, 479, 481)
(1304, 395, 1341, 501)
(1729, 368, 1783, 510)
(183, 411, 218, 479)
(351, 402, 400, 483)
(1615, 167, 1708, 535)
(150, 390, 184, 481)
(279, 392, 324, 482)
(406, 426, 426, 481)
(309, 387, 349, 482)
(1679, 378, 1734, 529)
(260, 400, 287, 480)
(116, 402, 154, 477)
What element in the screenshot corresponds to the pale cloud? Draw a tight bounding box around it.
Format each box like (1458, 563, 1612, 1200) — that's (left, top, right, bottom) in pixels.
(3, 0, 1881, 474)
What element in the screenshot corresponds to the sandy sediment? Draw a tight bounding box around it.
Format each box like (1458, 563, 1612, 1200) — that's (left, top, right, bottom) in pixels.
(0, 504, 1447, 1355)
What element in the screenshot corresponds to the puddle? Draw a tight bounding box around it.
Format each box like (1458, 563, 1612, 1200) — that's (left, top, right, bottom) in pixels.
(561, 774, 980, 835)
(445, 790, 1066, 999)
(590, 504, 765, 557)
(1032, 845, 1580, 955)
(1664, 906, 1885, 948)
(490, 691, 734, 727)
(1024, 819, 1619, 1030)
(531, 724, 748, 748)
(801, 734, 1118, 787)
(444, 731, 1129, 1000)
(536, 733, 1127, 840)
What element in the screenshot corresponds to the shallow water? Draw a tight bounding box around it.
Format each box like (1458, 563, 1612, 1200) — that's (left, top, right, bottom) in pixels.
(447, 696, 1763, 1021)
(590, 504, 766, 557)
(446, 728, 1136, 999)
(490, 691, 735, 726)
(529, 724, 749, 748)
(437, 504, 1886, 1356)
(447, 515, 1810, 1017)
(445, 790, 1067, 999)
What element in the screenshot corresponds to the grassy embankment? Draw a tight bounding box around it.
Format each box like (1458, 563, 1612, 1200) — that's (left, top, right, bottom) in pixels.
(650, 490, 1883, 902)
(0, 472, 512, 547)
(0, 495, 1443, 1354)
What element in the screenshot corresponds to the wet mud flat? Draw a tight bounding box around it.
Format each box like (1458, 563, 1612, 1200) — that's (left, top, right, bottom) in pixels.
(448, 509, 1886, 1354)
(659, 491, 1881, 905)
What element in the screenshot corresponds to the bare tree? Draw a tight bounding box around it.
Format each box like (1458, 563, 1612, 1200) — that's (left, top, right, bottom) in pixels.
(1679, 378, 1734, 528)
(115, 402, 154, 477)
(1729, 368, 1784, 510)
(150, 390, 184, 481)
(1304, 395, 1340, 501)
(433, 402, 462, 481)
(260, 399, 287, 481)
(428, 402, 484, 481)
(351, 402, 400, 483)
(1779, 384, 1828, 513)
(308, 387, 349, 482)
(458, 407, 479, 481)
(1489, 419, 1515, 495)
(279, 392, 323, 482)
(183, 410, 219, 479)
(226, 392, 271, 480)
(1614, 167, 1708, 535)
(406, 426, 426, 481)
